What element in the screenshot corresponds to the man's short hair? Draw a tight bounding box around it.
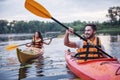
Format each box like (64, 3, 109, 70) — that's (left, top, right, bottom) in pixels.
(85, 24, 97, 31)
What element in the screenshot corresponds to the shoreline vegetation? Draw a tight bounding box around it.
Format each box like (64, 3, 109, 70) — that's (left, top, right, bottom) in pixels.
(0, 19, 120, 42)
(0, 20, 120, 34)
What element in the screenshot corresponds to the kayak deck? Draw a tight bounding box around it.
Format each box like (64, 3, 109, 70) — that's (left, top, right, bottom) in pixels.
(16, 48, 43, 64)
(65, 50, 120, 80)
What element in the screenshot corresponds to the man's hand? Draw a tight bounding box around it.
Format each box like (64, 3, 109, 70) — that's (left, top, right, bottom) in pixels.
(66, 27, 74, 35)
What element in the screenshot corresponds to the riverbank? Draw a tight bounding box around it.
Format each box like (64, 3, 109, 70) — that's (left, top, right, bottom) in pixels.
(0, 34, 33, 42)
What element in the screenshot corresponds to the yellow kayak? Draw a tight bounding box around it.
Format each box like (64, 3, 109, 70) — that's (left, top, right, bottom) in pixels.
(16, 48, 43, 64)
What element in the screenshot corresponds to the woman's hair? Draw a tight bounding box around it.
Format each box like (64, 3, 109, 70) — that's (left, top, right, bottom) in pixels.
(33, 31, 43, 42)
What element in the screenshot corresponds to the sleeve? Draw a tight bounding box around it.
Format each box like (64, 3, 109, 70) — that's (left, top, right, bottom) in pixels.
(101, 45, 106, 52)
(75, 40, 83, 48)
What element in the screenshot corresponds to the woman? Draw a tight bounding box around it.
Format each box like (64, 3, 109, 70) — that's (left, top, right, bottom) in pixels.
(26, 31, 52, 54)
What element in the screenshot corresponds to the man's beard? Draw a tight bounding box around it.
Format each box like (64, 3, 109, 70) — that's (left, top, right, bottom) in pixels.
(85, 33, 94, 39)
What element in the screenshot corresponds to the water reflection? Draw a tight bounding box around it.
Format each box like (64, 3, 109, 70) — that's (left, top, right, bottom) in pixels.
(19, 66, 27, 80)
(35, 56, 44, 77)
(110, 35, 120, 42)
(18, 56, 44, 80)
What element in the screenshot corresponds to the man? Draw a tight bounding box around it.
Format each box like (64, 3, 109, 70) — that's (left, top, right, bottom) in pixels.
(64, 24, 106, 61)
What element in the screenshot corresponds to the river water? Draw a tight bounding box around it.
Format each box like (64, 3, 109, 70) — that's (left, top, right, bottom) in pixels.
(0, 35, 120, 80)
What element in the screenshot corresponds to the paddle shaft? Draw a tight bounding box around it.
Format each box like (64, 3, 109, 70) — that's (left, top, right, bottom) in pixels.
(51, 17, 113, 58)
(16, 38, 51, 47)
(95, 46, 113, 58)
(18, 42, 31, 47)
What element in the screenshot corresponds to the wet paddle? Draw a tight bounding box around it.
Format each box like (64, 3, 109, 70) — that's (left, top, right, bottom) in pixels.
(24, 0, 113, 58)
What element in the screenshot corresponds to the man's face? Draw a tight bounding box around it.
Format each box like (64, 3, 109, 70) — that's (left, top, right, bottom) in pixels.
(84, 26, 96, 39)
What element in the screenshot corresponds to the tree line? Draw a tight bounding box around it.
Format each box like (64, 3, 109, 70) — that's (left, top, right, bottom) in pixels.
(0, 20, 63, 34)
(0, 6, 120, 35)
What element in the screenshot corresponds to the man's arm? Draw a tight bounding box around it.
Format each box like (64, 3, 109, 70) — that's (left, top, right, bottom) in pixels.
(64, 28, 77, 48)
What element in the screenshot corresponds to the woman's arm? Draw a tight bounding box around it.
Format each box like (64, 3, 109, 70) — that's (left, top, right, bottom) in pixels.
(43, 38, 52, 45)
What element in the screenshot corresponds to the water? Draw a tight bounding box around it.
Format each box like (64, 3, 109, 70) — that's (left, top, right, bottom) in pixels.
(0, 35, 120, 80)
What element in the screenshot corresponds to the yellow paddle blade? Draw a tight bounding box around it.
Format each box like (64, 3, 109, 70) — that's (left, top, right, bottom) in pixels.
(25, 0, 52, 18)
(6, 44, 18, 51)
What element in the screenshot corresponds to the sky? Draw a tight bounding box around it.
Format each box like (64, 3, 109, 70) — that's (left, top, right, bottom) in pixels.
(0, 0, 120, 23)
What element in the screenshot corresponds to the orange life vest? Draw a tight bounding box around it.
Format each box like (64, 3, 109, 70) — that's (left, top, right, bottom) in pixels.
(76, 37, 104, 61)
(32, 38, 43, 49)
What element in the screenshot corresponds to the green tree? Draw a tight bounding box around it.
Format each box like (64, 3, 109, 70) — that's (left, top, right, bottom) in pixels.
(14, 21, 29, 33)
(0, 20, 8, 34)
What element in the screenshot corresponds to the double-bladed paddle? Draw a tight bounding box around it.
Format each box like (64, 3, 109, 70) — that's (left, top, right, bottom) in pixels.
(6, 38, 52, 51)
(6, 42, 30, 51)
(24, 0, 113, 58)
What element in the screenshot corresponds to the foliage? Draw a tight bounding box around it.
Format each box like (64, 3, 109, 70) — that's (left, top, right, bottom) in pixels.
(0, 19, 120, 35)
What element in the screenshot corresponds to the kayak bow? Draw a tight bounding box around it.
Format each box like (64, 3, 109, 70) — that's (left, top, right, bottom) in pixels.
(65, 50, 120, 80)
(16, 48, 43, 64)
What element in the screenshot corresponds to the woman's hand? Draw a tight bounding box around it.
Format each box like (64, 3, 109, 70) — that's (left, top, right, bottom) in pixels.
(25, 43, 31, 47)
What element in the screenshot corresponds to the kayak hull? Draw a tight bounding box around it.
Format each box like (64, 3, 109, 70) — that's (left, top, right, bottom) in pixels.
(65, 51, 120, 80)
(16, 48, 43, 64)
